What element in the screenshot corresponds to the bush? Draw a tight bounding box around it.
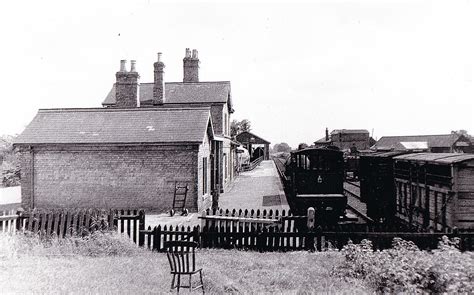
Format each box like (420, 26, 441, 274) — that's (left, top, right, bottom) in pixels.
(2, 166, 20, 187)
(332, 237, 474, 293)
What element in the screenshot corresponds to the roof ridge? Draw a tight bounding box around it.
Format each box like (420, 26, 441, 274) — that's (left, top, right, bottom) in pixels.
(380, 134, 456, 138)
(38, 107, 211, 113)
(139, 81, 231, 85)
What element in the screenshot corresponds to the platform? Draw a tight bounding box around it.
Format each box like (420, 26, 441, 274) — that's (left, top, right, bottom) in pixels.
(218, 160, 289, 211)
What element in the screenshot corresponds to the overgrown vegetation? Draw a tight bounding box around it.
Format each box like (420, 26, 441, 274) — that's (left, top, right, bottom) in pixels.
(0, 231, 140, 258)
(332, 237, 474, 293)
(0, 232, 371, 293)
(230, 119, 251, 137)
(2, 232, 473, 293)
(0, 134, 20, 187)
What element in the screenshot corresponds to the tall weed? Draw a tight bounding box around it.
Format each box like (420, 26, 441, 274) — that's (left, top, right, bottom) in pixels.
(332, 237, 474, 293)
(0, 231, 141, 258)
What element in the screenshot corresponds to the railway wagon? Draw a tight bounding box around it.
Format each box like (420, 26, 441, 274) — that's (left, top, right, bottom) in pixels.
(359, 151, 408, 222)
(393, 153, 474, 231)
(344, 155, 360, 180)
(285, 147, 346, 222)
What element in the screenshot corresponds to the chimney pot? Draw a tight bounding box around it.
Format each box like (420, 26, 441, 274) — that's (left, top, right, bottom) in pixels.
(157, 52, 162, 62)
(325, 127, 329, 141)
(130, 60, 137, 72)
(120, 60, 127, 72)
(183, 48, 199, 82)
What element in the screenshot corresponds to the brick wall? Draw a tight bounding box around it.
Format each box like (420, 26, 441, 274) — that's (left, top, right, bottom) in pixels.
(20, 144, 201, 212)
(211, 104, 223, 135)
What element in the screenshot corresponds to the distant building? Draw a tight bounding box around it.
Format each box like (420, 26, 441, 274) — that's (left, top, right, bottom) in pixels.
(235, 131, 271, 160)
(314, 128, 371, 151)
(372, 134, 473, 153)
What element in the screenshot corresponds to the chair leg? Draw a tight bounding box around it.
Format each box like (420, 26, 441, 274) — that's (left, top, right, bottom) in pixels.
(177, 274, 181, 294)
(189, 274, 192, 292)
(199, 270, 204, 294)
(171, 274, 176, 291)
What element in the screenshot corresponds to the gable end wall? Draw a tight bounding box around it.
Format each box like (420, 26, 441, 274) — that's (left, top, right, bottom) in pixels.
(19, 144, 200, 212)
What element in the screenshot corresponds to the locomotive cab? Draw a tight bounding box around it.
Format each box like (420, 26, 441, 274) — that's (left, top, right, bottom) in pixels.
(287, 148, 346, 222)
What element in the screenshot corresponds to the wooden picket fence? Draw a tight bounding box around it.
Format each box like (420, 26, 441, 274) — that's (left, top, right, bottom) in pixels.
(139, 225, 200, 251)
(139, 208, 474, 252)
(0, 209, 145, 243)
(141, 224, 474, 252)
(3, 207, 473, 252)
(0, 210, 18, 233)
(199, 208, 303, 232)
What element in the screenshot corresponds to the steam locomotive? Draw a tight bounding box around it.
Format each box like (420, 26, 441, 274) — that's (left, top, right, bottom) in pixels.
(284, 147, 347, 223)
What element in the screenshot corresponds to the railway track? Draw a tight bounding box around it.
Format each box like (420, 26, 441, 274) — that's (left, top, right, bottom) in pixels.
(343, 182, 373, 223)
(345, 180, 360, 188)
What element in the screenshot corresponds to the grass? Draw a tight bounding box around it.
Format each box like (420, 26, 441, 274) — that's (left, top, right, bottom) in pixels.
(0, 233, 371, 294)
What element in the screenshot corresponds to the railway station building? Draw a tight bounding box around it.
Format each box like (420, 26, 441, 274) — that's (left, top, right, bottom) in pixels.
(15, 49, 236, 212)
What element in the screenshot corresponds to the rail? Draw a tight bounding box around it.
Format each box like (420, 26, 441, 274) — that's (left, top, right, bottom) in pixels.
(343, 188, 373, 223)
(273, 157, 288, 182)
(345, 180, 360, 188)
(241, 156, 264, 172)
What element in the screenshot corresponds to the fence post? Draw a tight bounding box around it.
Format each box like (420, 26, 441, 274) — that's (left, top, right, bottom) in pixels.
(200, 210, 207, 229)
(193, 225, 200, 246)
(307, 207, 315, 231)
(138, 210, 145, 247)
(315, 226, 322, 251)
(153, 225, 161, 252)
(15, 209, 24, 232)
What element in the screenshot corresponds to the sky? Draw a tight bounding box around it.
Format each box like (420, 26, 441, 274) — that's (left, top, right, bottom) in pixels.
(0, 0, 473, 148)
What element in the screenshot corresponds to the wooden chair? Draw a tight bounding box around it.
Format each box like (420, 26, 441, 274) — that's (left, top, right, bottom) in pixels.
(165, 241, 204, 294)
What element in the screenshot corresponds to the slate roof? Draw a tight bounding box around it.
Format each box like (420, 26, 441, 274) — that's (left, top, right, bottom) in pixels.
(394, 152, 474, 164)
(14, 107, 213, 145)
(235, 131, 270, 144)
(103, 81, 232, 108)
(315, 136, 331, 143)
(373, 134, 466, 150)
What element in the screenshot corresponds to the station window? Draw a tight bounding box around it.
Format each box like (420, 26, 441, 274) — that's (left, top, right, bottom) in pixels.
(203, 157, 208, 195)
(224, 153, 228, 179)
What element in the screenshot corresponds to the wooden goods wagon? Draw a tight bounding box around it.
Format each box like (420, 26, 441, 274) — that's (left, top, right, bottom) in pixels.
(393, 153, 474, 231)
(359, 151, 407, 222)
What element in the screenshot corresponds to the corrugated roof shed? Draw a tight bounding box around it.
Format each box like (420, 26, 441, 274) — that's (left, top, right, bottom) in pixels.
(331, 129, 369, 135)
(374, 134, 464, 150)
(14, 107, 213, 145)
(103, 81, 231, 106)
(394, 152, 474, 164)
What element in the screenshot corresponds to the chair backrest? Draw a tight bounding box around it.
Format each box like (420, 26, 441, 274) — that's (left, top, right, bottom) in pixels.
(165, 241, 199, 273)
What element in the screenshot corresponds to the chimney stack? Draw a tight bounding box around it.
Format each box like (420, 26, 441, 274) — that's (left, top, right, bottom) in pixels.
(153, 52, 165, 105)
(115, 59, 139, 108)
(325, 127, 329, 141)
(183, 48, 199, 82)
